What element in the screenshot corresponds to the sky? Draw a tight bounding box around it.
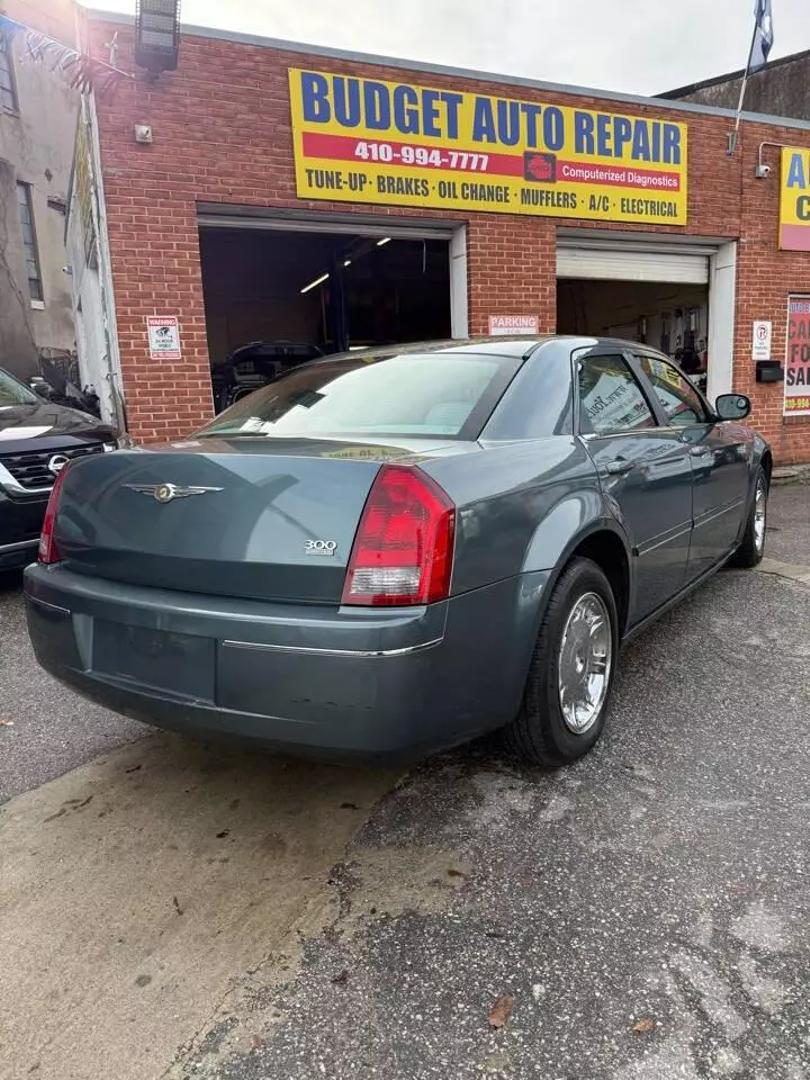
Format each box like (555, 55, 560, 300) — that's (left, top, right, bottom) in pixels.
(83, 0, 808, 97)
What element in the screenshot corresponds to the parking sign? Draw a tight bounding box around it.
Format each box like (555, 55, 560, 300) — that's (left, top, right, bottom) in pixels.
(752, 320, 772, 361)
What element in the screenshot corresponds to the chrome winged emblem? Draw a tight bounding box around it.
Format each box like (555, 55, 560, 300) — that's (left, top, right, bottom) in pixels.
(125, 482, 223, 504)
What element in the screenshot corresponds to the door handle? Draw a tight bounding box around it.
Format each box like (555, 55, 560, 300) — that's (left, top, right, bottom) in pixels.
(689, 446, 711, 458)
(604, 458, 635, 476)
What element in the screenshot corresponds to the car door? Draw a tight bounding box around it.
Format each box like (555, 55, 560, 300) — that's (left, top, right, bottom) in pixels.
(575, 349, 694, 625)
(633, 354, 750, 581)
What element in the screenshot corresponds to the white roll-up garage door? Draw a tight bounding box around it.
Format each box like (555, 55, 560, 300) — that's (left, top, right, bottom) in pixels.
(557, 238, 711, 284)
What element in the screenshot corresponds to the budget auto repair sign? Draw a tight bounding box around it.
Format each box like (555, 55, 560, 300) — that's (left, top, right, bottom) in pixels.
(288, 69, 688, 225)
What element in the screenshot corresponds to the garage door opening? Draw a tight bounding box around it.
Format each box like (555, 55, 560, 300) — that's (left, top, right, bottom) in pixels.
(555, 233, 740, 403)
(199, 224, 452, 410)
(557, 278, 710, 392)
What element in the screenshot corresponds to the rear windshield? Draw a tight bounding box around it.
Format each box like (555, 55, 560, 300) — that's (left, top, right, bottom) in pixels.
(0, 368, 38, 407)
(197, 351, 521, 440)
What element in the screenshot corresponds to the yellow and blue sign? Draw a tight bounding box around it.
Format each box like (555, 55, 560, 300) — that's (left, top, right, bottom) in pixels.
(780, 147, 810, 251)
(288, 68, 688, 225)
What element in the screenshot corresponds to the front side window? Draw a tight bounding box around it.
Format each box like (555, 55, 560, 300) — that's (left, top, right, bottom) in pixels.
(638, 355, 707, 427)
(0, 35, 18, 112)
(578, 354, 656, 435)
(16, 183, 43, 302)
(197, 350, 521, 440)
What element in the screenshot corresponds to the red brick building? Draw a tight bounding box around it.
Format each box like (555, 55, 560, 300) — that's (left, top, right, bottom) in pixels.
(72, 13, 810, 462)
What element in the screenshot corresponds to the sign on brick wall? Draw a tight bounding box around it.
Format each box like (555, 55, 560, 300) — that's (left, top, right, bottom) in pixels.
(147, 316, 181, 360)
(752, 320, 772, 361)
(488, 315, 540, 335)
(785, 296, 810, 418)
(289, 69, 688, 226)
(779, 148, 810, 251)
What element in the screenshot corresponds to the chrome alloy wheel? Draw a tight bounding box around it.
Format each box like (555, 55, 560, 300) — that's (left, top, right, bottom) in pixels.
(557, 591, 613, 735)
(754, 479, 767, 554)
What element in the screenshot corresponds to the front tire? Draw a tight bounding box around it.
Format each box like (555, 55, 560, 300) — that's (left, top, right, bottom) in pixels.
(503, 557, 619, 766)
(728, 466, 768, 569)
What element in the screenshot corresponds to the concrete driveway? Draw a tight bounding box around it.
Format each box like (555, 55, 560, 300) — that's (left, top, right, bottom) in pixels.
(1, 485, 809, 1080)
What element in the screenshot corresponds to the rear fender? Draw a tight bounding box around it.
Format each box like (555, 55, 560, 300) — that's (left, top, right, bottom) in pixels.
(520, 489, 629, 575)
(506, 493, 633, 700)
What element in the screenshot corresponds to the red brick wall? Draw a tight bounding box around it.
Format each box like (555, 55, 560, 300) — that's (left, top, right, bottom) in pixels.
(89, 20, 810, 461)
(733, 120, 810, 463)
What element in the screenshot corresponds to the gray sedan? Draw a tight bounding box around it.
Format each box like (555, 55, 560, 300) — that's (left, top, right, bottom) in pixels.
(25, 337, 770, 764)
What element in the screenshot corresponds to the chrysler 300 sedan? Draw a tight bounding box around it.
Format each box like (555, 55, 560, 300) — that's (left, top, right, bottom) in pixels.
(25, 338, 770, 764)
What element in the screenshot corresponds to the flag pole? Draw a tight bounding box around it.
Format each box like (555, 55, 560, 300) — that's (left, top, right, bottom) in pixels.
(728, 19, 759, 156)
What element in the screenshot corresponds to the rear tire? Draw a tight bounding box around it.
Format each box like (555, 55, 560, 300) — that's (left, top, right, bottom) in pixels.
(728, 466, 768, 569)
(502, 557, 619, 767)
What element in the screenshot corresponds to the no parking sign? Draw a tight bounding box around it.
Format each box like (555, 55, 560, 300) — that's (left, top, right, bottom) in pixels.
(752, 320, 772, 361)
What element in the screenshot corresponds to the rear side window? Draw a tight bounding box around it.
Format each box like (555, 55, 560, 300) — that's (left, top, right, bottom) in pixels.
(482, 344, 574, 439)
(637, 355, 708, 426)
(197, 351, 521, 440)
(577, 354, 656, 435)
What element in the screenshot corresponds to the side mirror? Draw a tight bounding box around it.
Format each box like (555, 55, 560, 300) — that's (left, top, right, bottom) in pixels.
(715, 393, 751, 420)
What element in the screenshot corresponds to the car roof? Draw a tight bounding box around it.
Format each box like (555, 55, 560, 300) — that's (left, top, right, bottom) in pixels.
(315, 336, 664, 364)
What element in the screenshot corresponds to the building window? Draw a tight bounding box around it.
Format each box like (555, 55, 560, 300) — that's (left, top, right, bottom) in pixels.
(0, 35, 18, 112)
(16, 183, 44, 303)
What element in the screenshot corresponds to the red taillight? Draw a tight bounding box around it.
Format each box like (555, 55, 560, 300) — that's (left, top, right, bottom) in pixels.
(342, 465, 455, 607)
(38, 466, 69, 565)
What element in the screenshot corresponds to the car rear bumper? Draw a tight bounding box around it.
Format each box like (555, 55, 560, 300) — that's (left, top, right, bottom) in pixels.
(24, 564, 550, 761)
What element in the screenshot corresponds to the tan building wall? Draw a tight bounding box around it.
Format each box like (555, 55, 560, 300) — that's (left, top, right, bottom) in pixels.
(0, 0, 77, 377)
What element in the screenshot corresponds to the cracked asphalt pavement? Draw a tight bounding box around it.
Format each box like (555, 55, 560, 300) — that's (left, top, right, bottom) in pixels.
(1, 485, 809, 1080)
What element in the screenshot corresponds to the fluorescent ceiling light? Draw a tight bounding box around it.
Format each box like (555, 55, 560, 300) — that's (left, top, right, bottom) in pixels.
(300, 272, 329, 294)
(376, 237, 392, 247)
(343, 259, 351, 266)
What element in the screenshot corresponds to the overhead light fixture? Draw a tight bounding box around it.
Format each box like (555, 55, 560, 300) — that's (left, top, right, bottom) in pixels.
(300, 272, 329, 294)
(135, 0, 181, 74)
(376, 237, 392, 247)
(343, 259, 352, 267)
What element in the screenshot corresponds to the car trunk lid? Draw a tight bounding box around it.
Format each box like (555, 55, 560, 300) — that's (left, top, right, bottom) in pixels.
(54, 437, 459, 604)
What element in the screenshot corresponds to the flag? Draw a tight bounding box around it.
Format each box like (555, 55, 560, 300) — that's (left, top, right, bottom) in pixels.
(750, 0, 774, 71)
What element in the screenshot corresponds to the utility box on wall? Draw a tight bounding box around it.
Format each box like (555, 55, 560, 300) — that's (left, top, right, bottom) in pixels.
(756, 360, 784, 383)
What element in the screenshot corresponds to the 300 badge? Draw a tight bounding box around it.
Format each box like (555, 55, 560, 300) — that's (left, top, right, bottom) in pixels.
(305, 539, 338, 556)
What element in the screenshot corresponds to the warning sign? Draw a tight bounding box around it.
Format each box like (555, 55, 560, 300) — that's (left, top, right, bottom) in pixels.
(147, 316, 181, 360)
